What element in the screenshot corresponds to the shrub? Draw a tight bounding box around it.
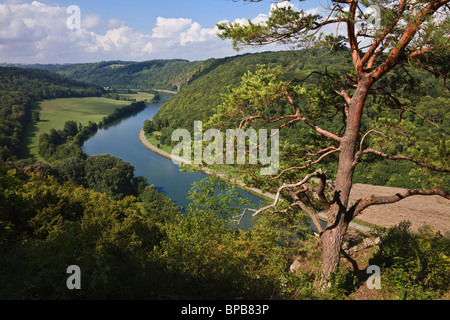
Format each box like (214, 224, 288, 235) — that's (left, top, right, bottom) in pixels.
(370, 221, 450, 299)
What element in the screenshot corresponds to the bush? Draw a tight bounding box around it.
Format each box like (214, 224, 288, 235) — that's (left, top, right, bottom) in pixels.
(370, 221, 450, 299)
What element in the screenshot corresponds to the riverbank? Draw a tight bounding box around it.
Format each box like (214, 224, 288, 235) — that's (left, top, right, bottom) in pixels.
(22, 97, 131, 159)
(138, 129, 379, 233)
(138, 129, 276, 201)
(139, 129, 450, 234)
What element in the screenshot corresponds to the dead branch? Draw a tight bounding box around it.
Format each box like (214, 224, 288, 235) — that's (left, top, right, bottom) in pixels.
(252, 169, 324, 217)
(352, 188, 450, 217)
(353, 130, 389, 167)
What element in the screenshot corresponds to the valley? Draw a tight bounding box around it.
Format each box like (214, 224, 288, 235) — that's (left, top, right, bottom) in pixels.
(1, 11, 448, 300)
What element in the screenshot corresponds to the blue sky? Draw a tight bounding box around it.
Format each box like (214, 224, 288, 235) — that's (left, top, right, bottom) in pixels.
(52, 0, 320, 32)
(0, 0, 328, 64)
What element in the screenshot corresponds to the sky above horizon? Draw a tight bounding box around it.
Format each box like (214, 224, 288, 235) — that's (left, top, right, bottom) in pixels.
(0, 0, 332, 64)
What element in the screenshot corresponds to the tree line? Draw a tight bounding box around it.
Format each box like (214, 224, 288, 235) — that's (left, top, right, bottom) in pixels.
(56, 59, 209, 92)
(0, 66, 103, 161)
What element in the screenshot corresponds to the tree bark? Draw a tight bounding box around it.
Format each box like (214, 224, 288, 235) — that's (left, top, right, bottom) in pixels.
(319, 1, 449, 280)
(321, 216, 349, 281)
(320, 76, 372, 280)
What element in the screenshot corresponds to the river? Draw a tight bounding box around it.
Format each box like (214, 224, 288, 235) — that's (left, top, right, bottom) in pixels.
(82, 95, 264, 229)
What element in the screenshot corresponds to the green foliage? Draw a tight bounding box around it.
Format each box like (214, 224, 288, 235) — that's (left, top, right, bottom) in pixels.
(151, 51, 307, 138)
(0, 162, 173, 299)
(1, 163, 448, 299)
(186, 176, 252, 221)
(1, 0, 448, 299)
(52, 156, 86, 186)
(38, 121, 93, 161)
(57, 59, 210, 92)
(370, 221, 450, 299)
(150, 48, 448, 190)
(0, 166, 291, 299)
(31, 111, 40, 122)
(217, 5, 322, 50)
(252, 201, 314, 247)
(100, 101, 146, 127)
(84, 154, 135, 200)
(139, 184, 180, 224)
(0, 66, 103, 161)
(158, 176, 289, 299)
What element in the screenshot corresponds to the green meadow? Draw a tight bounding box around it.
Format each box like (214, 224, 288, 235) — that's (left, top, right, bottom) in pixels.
(21, 97, 130, 159)
(118, 91, 156, 102)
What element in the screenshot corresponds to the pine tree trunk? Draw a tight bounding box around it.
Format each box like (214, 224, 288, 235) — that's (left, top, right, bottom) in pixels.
(320, 210, 350, 280)
(320, 78, 371, 281)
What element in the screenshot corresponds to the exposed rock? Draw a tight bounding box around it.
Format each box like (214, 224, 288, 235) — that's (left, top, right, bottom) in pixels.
(290, 260, 301, 273)
(345, 237, 381, 255)
(23, 164, 45, 175)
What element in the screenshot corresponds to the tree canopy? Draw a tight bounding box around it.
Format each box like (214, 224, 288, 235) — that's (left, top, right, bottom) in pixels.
(214, 0, 450, 280)
(0, 67, 103, 161)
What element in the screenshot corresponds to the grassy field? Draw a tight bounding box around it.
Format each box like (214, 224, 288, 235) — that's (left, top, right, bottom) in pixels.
(144, 131, 173, 154)
(21, 97, 130, 159)
(118, 91, 156, 102)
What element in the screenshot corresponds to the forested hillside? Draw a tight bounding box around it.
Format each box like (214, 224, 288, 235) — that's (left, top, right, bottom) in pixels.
(2, 160, 449, 300)
(147, 49, 449, 190)
(56, 59, 214, 92)
(151, 50, 354, 133)
(0, 43, 448, 303)
(0, 67, 104, 161)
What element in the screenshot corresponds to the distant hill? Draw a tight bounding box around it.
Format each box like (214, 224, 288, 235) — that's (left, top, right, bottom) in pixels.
(2, 59, 212, 92)
(55, 59, 214, 92)
(0, 63, 73, 72)
(151, 49, 354, 134)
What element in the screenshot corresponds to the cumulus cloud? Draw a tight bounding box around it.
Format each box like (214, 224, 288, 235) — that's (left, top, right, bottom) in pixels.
(96, 26, 153, 55)
(82, 14, 101, 30)
(0, 1, 156, 63)
(151, 17, 192, 39)
(270, 0, 297, 12)
(0, 0, 336, 64)
(108, 18, 126, 29)
(179, 22, 218, 46)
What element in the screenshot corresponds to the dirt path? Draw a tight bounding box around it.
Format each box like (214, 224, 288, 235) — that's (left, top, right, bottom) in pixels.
(139, 129, 450, 233)
(154, 89, 178, 95)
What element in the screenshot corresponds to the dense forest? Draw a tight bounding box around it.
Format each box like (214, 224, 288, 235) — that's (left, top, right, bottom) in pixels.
(1, 160, 449, 299)
(152, 50, 354, 131)
(0, 67, 104, 161)
(146, 49, 449, 190)
(55, 59, 215, 92)
(0, 47, 448, 300)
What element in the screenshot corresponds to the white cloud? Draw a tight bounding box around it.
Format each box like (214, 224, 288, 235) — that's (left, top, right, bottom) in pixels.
(108, 18, 125, 29)
(270, 0, 297, 12)
(217, 0, 299, 30)
(0, 1, 156, 63)
(83, 14, 101, 30)
(179, 22, 217, 45)
(0, 0, 319, 64)
(151, 17, 192, 39)
(96, 26, 153, 56)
